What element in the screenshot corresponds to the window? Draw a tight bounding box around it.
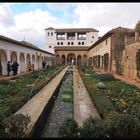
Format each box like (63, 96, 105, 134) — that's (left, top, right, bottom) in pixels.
(82, 42, 84, 45)
(57, 42, 59, 45)
(49, 46, 52, 48)
(91, 41, 93, 43)
(61, 42, 63, 45)
(71, 42, 74, 45)
(51, 32, 53, 36)
(48, 32, 49, 36)
(68, 42, 70, 45)
(78, 42, 81, 45)
(92, 36, 94, 38)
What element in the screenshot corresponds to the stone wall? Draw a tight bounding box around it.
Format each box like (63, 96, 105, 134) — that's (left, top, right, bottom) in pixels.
(123, 42, 140, 82)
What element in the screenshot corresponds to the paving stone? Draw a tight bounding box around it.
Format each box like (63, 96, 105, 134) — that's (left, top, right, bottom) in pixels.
(73, 66, 101, 127)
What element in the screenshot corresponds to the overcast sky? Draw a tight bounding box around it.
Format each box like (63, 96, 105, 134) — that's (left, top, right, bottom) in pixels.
(0, 3, 140, 52)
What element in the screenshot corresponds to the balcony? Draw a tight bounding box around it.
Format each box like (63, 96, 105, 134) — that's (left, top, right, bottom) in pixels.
(77, 37, 86, 40)
(57, 37, 65, 40)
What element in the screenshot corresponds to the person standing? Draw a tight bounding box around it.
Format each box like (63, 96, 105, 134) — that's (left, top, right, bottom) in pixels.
(0, 62, 3, 76)
(12, 61, 19, 75)
(7, 61, 11, 76)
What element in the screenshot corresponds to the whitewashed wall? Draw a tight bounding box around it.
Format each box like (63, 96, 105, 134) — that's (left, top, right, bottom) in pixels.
(0, 40, 54, 76)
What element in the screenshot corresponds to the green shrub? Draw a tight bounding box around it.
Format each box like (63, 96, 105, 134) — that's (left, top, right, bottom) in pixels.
(99, 73, 114, 81)
(58, 118, 79, 137)
(1, 113, 31, 138)
(104, 112, 140, 137)
(80, 117, 106, 138)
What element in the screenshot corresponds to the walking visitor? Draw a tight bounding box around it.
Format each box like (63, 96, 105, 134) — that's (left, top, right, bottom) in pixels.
(12, 61, 19, 75)
(7, 61, 11, 76)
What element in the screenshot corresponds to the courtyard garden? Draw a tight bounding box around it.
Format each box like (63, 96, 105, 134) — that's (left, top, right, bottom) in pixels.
(78, 67, 140, 119)
(0, 66, 64, 137)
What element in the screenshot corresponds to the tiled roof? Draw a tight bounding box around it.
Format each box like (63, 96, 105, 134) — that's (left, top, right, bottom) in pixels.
(54, 46, 89, 51)
(55, 28, 99, 33)
(0, 35, 54, 55)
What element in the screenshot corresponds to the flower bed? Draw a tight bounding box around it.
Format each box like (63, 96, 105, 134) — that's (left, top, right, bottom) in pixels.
(0, 66, 64, 125)
(78, 67, 116, 118)
(79, 66, 140, 120)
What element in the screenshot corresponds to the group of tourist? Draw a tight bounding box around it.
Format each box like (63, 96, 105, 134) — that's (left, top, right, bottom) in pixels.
(42, 60, 50, 69)
(0, 61, 19, 76)
(0, 60, 50, 77)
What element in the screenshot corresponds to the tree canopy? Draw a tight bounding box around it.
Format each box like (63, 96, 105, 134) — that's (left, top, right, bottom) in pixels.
(135, 20, 140, 33)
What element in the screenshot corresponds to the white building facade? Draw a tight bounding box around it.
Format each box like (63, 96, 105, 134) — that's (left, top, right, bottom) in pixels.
(45, 27, 99, 54)
(0, 35, 54, 76)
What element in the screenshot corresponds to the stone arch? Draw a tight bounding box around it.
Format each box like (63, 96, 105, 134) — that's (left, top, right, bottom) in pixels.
(67, 53, 76, 65)
(62, 55, 65, 65)
(56, 55, 60, 65)
(26, 54, 31, 63)
(77, 55, 82, 66)
(93, 56, 96, 68)
(97, 55, 101, 69)
(11, 51, 17, 63)
(88, 57, 93, 67)
(32, 54, 35, 65)
(104, 53, 109, 71)
(0, 49, 7, 75)
(83, 55, 87, 66)
(37, 55, 40, 69)
(20, 52, 25, 72)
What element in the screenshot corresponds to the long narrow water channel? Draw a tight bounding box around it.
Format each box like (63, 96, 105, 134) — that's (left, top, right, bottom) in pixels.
(40, 70, 73, 137)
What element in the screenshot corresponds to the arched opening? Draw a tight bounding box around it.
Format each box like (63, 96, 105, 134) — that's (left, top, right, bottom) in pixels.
(62, 55, 65, 65)
(26, 54, 31, 63)
(77, 55, 82, 66)
(20, 53, 25, 73)
(88, 57, 93, 68)
(67, 53, 76, 65)
(93, 56, 96, 68)
(56, 55, 60, 65)
(97, 55, 101, 69)
(11, 51, 17, 63)
(37, 55, 40, 69)
(83, 55, 87, 66)
(0, 49, 7, 75)
(32, 54, 35, 66)
(104, 53, 109, 71)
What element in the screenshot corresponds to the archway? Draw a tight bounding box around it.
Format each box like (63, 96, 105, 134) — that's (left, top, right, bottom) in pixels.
(20, 53, 25, 72)
(104, 53, 109, 71)
(32, 54, 35, 66)
(83, 55, 87, 66)
(0, 49, 7, 75)
(77, 55, 82, 66)
(67, 53, 76, 65)
(62, 55, 65, 65)
(26, 54, 31, 63)
(37, 55, 40, 69)
(88, 57, 93, 67)
(11, 51, 17, 63)
(56, 55, 60, 65)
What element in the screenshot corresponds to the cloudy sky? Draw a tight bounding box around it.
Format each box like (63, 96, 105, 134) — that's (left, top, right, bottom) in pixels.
(0, 3, 140, 52)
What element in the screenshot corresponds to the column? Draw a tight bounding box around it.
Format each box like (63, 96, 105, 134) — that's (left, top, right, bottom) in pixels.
(65, 33, 67, 40)
(75, 32, 78, 40)
(17, 51, 20, 74)
(7, 49, 11, 61)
